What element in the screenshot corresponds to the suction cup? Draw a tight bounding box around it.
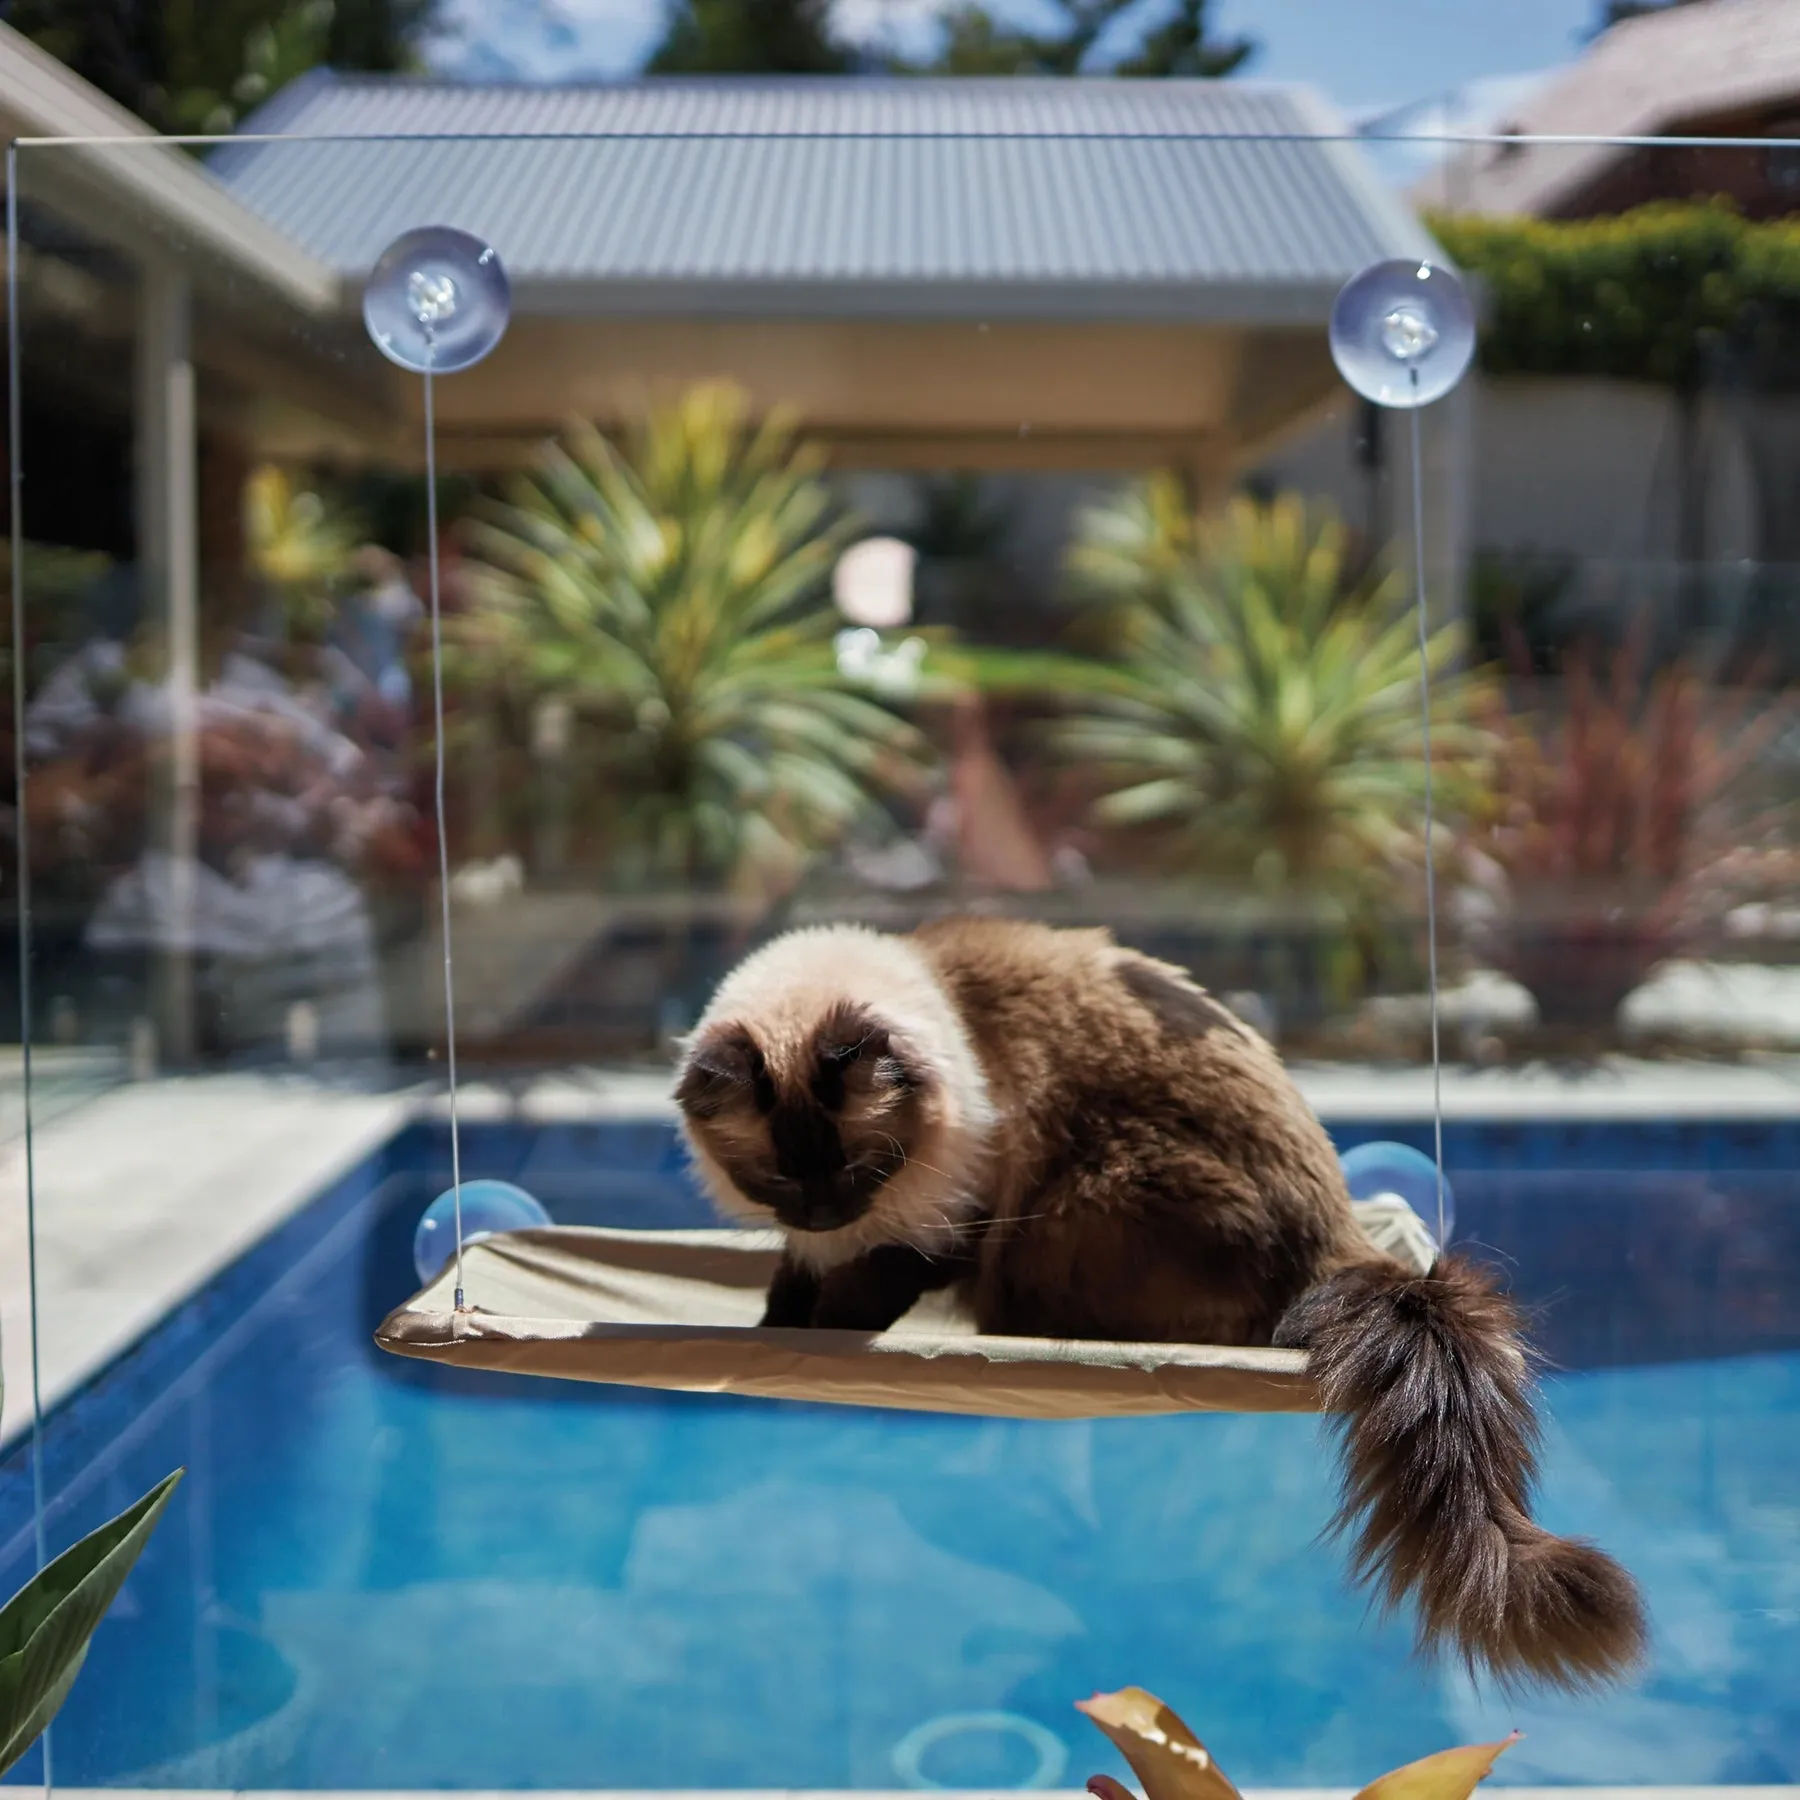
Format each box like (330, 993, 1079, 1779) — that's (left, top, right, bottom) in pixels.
(1340, 1140, 1455, 1249)
(414, 1179, 551, 1286)
(1329, 259, 1475, 409)
(363, 226, 511, 375)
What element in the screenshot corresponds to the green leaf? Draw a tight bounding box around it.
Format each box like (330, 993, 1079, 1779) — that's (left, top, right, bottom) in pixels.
(1428, 200, 1800, 386)
(0, 1468, 184, 1777)
(0, 1654, 83, 1780)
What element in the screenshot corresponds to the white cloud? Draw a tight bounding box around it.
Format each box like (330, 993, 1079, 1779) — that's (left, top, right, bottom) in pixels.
(426, 0, 666, 79)
(426, 0, 1055, 73)
(832, 0, 953, 61)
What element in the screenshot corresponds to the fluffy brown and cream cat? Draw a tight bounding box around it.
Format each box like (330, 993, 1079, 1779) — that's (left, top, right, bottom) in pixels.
(674, 915, 1646, 1691)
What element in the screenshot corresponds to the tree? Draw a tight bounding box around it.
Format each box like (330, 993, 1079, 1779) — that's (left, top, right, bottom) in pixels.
(645, 0, 853, 74)
(6, 0, 435, 134)
(1588, 0, 1707, 35)
(899, 0, 1252, 78)
(1108, 0, 1254, 77)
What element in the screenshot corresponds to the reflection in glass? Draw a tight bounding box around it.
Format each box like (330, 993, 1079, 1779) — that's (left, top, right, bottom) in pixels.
(3, 111, 1798, 1795)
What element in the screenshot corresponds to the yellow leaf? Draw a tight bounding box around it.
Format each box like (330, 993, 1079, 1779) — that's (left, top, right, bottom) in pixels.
(1353, 1733, 1522, 1800)
(1075, 1688, 1242, 1800)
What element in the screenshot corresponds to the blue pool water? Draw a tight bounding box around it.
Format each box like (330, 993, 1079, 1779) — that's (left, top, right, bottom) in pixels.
(2, 1116, 1797, 1789)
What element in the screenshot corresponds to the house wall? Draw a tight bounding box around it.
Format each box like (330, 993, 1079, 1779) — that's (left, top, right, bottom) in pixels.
(1251, 372, 1800, 663)
(407, 315, 1331, 484)
(1472, 377, 1757, 563)
(1256, 374, 1760, 563)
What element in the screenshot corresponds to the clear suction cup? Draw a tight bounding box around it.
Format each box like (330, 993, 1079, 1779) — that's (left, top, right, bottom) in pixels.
(362, 227, 511, 374)
(1340, 1140, 1455, 1249)
(414, 1180, 552, 1287)
(1329, 259, 1475, 409)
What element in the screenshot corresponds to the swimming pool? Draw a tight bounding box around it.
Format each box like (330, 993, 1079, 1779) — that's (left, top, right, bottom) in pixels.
(2, 1115, 1796, 1789)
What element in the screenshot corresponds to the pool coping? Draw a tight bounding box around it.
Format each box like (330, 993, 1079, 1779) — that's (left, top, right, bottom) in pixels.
(7, 1053, 1800, 1451)
(0, 1075, 418, 1450)
(429, 1058, 1800, 1124)
(49, 1788, 1800, 1799)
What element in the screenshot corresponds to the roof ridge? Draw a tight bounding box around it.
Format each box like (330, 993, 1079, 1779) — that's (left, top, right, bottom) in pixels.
(224, 62, 341, 149)
(253, 70, 1309, 96)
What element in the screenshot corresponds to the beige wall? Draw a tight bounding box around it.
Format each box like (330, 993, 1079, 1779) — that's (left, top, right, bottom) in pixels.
(375, 315, 1333, 481)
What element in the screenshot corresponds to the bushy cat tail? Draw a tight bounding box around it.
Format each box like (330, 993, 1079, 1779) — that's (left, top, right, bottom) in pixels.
(1275, 1255, 1646, 1690)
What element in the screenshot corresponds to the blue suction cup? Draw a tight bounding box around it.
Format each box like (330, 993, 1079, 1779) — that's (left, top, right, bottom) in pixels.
(363, 226, 511, 375)
(413, 1179, 551, 1287)
(1329, 259, 1475, 409)
(1340, 1140, 1455, 1249)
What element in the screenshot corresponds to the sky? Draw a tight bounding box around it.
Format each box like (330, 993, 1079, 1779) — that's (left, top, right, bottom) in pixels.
(428, 0, 1605, 113)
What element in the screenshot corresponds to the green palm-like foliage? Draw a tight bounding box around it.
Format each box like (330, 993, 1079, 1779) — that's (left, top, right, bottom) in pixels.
(459, 383, 929, 890)
(1060, 482, 1492, 905)
(244, 464, 366, 642)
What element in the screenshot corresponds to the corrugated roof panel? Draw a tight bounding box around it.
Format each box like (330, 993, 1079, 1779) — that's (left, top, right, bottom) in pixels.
(228, 74, 1332, 143)
(213, 76, 1433, 314)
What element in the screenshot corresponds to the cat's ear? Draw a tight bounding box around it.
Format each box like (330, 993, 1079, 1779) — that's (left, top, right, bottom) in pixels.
(675, 1023, 766, 1119)
(808, 1005, 919, 1111)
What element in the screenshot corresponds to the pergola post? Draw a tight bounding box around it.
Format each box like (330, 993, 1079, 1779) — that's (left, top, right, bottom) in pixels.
(134, 258, 199, 1066)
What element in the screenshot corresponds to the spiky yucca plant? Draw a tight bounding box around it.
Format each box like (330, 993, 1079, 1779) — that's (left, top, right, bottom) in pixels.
(460, 383, 929, 892)
(1060, 483, 1492, 910)
(243, 465, 366, 642)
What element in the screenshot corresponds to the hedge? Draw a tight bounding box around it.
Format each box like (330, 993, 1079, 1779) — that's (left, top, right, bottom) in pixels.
(1427, 202, 1800, 387)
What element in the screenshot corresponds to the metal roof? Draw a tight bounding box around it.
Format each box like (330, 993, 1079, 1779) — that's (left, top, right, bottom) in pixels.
(214, 75, 1436, 322)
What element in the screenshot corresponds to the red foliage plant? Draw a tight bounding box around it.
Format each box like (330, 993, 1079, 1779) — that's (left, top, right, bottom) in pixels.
(1468, 626, 1795, 1028)
(1481, 629, 1789, 894)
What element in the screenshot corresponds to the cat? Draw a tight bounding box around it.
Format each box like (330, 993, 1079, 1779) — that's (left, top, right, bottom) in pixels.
(674, 915, 1646, 1691)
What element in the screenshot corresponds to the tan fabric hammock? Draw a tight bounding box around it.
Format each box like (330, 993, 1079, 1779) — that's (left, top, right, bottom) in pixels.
(372, 1197, 1443, 1420)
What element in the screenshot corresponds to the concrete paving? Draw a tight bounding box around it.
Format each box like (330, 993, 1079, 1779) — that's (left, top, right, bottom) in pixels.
(0, 1073, 414, 1448)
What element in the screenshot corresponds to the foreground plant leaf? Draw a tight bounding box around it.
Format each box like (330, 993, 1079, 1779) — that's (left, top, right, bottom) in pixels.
(1075, 1686, 1243, 1800)
(1353, 1731, 1521, 1800)
(1077, 1686, 1518, 1800)
(1088, 1776, 1138, 1800)
(0, 1468, 184, 1776)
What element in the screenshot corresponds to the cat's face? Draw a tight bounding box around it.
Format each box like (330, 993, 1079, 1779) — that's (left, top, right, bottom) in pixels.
(675, 1003, 929, 1237)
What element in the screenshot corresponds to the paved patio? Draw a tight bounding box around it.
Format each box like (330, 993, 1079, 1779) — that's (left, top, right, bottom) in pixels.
(0, 1073, 414, 1447)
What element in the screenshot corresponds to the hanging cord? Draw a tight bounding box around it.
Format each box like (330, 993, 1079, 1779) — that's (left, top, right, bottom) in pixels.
(8, 147, 53, 1799)
(1407, 372, 1448, 1256)
(421, 352, 466, 1311)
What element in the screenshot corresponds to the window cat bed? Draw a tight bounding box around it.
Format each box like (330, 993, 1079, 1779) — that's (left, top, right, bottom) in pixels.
(374, 1195, 1435, 1420)
(357, 235, 1454, 1427)
(375, 1226, 1317, 1418)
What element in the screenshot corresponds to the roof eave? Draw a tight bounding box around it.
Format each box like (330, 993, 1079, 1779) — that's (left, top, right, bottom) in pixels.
(0, 21, 339, 316)
(506, 275, 1367, 326)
